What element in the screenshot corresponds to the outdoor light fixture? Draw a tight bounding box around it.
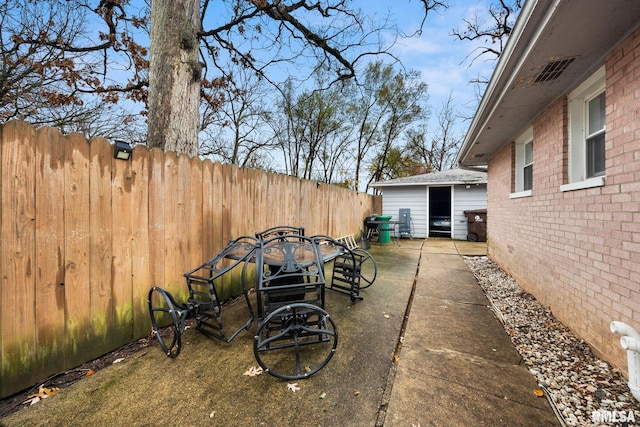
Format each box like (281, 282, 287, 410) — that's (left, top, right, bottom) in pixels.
(113, 140, 133, 160)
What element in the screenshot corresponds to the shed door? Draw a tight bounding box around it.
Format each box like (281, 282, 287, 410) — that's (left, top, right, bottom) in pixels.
(429, 187, 451, 237)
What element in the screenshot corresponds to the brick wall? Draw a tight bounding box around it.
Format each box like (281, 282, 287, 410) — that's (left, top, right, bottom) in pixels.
(487, 26, 640, 374)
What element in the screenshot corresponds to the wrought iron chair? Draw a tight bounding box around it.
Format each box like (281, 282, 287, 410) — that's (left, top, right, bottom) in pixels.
(147, 236, 258, 357)
(252, 234, 338, 380)
(334, 234, 378, 291)
(255, 225, 305, 241)
(313, 235, 364, 302)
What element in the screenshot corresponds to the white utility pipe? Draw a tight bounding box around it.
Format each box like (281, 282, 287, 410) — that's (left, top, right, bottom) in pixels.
(611, 321, 640, 402)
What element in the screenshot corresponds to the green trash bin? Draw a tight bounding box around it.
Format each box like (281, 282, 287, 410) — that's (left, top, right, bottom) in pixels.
(376, 215, 392, 243)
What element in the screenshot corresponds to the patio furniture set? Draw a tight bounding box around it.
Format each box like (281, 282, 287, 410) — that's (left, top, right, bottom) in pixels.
(147, 226, 377, 380)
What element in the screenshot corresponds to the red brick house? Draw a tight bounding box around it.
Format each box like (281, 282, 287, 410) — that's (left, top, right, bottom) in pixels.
(457, 0, 640, 380)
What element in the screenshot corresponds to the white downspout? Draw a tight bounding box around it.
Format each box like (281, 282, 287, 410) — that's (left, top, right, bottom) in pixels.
(610, 321, 640, 402)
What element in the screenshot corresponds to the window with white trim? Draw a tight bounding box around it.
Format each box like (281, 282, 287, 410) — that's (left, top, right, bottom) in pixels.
(586, 91, 606, 178)
(523, 140, 533, 190)
(512, 127, 533, 198)
(564, 66, 606, 191)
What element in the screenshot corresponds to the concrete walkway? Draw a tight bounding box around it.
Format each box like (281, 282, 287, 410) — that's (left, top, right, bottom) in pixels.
(0, 238, 560, 426)
(383, 238, 559, 426)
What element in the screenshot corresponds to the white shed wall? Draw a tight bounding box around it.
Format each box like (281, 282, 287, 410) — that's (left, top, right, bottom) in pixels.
(378, 186, 427, 238)
(452, 184, 487, 240)
(379, 183, 487, 240)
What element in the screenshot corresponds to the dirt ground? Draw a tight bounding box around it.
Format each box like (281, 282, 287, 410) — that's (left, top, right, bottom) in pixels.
(0, 243, 420, 427)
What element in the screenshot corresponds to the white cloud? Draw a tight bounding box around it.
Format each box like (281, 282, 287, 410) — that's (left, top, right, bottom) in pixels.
(377, 0, 500, 129)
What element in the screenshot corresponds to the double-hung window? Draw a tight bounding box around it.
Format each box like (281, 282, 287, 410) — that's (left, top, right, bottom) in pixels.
(563, 66, 606, 191)
(523, 140, 533, 190)
(511, 127, 533, 198)
(586, 92, 606, 178)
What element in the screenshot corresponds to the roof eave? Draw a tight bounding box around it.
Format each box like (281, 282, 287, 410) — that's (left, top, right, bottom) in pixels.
(457, 0, 640, 168)
(371, 180, 487, 188)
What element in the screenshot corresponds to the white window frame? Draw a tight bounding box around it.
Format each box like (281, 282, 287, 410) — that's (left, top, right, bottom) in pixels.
(511, 127, 533, 199)
(561, 65, 606, 192)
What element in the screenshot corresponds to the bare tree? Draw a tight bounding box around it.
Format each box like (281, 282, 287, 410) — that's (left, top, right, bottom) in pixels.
(187, 0, 445, 156)
(366, 67, 429, 189)
(451, 0, 523, 66)
(269, 61, 429, 189)
(199, 66, 276, 168)
(272, 74, 349, 181)
(0, 1, 145, 125)
(52, 101, 146, 143)
(3, 0, 448, 158)
(271, 79, 303, 176)
(298, 86, 353, 184)
(342, 61, 428, 191)
(405, 92, 461, 172)
(0, 0, 148, 141)
(346, 61, 393, 191)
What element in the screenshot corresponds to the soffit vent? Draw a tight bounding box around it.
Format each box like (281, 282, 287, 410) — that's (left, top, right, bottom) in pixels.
(534, 57, 577, 83)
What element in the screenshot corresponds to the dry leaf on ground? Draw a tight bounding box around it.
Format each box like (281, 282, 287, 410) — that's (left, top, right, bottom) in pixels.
(287, 383, 300, 392)
(23, 386, 61, 406)
(243, 366, 264, 377)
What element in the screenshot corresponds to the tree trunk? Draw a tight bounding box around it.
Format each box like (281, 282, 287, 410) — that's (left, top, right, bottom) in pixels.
(147, 0, 201, 156)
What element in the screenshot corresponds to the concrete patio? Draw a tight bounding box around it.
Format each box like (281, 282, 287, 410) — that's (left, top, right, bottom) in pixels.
(1, 238, 558, 426)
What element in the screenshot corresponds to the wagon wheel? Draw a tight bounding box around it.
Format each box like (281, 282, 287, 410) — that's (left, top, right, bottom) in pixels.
(253, 303, 338, 380)
(148, 286, 186, 358)
(353, 248, 377, 289)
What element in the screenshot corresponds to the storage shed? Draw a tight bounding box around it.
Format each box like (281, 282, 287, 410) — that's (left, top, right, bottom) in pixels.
(369, 169, 487, 240)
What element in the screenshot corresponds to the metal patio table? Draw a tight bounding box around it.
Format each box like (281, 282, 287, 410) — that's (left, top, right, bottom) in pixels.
(147, 229, 372, 379)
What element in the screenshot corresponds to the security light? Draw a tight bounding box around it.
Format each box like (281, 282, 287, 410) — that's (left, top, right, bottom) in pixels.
(113, 140, 133, 160)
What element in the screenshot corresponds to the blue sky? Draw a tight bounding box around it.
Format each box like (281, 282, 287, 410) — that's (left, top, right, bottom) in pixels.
(194, 0, 499, 135)
(125, 0, 497, 137)
(358, 0, 499, 133)
(119, 0, 500, 171)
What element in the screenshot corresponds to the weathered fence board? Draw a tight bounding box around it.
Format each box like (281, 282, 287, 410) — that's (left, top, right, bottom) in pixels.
(183, 155, 203, 276)
(201, 160, 217, 258)
(255, 169, 268, 232)
(131, 145, 152, 340)
(148, 149, 166, 297)
(1, 121, 37, 395)
(35, 127, 66, 376)
(64, 133, 92, 369)
(88, 137, 116, 358)
(162, 152, 181, 296)
(210, 160, 225, 249)
(0, 121, 380, 398)
(111, 137, 134, 349)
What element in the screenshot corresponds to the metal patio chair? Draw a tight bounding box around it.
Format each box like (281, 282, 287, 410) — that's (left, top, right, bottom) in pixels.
(147, 236, 258, 357)
(334, 234, 378, 291)
(315, 235, 373, 302)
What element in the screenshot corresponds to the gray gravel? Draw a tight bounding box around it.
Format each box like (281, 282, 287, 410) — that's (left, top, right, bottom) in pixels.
(464, 256, 640, 427)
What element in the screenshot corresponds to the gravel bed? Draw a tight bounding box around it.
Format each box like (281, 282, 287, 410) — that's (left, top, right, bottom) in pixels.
(464, 256, 640, 427)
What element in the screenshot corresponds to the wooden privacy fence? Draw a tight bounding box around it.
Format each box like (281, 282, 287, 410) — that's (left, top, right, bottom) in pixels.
(0, 120, 379, 398)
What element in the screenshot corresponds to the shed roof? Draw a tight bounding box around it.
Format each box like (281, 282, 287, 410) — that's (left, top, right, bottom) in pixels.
(370, 169, 487, 188)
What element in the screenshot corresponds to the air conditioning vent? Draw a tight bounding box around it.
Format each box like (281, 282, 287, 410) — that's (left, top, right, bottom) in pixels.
(534, 57, 576, 83)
